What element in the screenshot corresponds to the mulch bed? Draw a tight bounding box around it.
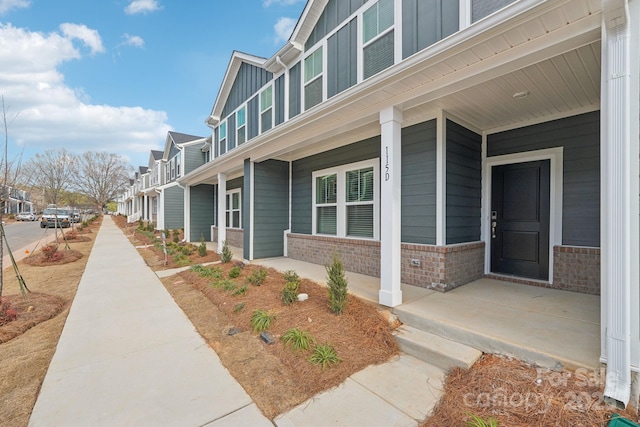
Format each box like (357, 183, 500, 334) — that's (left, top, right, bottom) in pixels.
(22, 249, 83, 267)
(0, 293, 67, 343)
(178, 262, 398, 398)
(422, 354, 639, 427)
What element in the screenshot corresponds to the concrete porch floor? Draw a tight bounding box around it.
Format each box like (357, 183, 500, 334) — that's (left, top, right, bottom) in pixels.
(240, 251, 600, 372)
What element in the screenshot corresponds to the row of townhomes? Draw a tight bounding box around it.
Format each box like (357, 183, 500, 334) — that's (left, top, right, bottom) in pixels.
(2, 185, 33, 214)
(120, 0, 640, 406)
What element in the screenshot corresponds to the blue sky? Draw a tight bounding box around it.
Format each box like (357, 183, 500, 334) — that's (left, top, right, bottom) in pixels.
(0, 0, 306, 169)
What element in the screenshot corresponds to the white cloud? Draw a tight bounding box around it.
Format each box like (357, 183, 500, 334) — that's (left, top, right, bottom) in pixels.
(125, 0, 161, 15)
(0, 23, 171, 164)
(59, 23, 105, 55)
(263, 0, 303, 7)
(0, 0, 30, 15)
(274, 17, 296, 44)
(122, 33, 144, 48)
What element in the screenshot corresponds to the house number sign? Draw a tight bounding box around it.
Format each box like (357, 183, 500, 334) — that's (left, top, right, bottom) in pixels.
(385, 146, 390, 181)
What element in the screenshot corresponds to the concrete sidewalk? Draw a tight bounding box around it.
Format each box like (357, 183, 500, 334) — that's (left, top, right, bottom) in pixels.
(29, 216, 272, 427)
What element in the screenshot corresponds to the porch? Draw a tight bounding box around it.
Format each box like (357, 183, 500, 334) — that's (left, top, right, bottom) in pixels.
(252, 255, 600, 372)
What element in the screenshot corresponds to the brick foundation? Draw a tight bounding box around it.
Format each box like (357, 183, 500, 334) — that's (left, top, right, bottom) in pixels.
(553, 245, 600, 295)
(286, 233, 485, 292)
(211, 226, 244, 249)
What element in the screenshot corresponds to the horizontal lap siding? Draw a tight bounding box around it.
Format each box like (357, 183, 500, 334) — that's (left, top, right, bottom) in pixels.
(164, 185, 184, 230)
(253, 160, 290, 258)
(401, 120, 437, 244)
(189, 184, 214, 242)
(184, 145, 204, 175)
(446, 120, 482, 244)
(291, 137, 380, 234)
(487, 111, 600, 247)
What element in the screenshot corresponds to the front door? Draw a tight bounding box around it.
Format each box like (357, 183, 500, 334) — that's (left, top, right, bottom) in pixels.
(491, 160, 550, 280)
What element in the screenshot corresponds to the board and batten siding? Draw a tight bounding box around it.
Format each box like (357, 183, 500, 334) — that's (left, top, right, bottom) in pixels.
(164, 184, 184, 230)
(221, 63, 272, 119)
(189, 184, 214, 242)
(304, 0, 367, 51)
(401, 120, 437, 245)
(487, 111, 600, 247)
(446, 120, 482, 244)
(184, 145, 205, 175)
(291, 137, 380, 235)
(472, 0, 517, 22)
(248, 96, 260, 140)
(253, 160, 290, 258)
(289, 62, 301, 119)
(402, 0, 459, 59)
(275, 75, 285, 126)
(327, 17, 357, 99)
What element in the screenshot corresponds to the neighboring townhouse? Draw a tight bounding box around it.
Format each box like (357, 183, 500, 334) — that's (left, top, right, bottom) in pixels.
(142, 150, 164, 225)
(2, 185, 33, 214)
(178, 0, 638, 405)
(119, 167, 147, 223)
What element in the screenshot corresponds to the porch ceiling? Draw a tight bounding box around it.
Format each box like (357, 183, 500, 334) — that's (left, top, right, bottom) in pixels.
(182, 0, 602, 185)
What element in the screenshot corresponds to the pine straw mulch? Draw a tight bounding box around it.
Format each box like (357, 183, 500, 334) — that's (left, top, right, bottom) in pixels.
(0, 293, 66, 344)
(22, 248, 83, 267)
(423, 354, 639, 427)
(167, 261, 399, 419)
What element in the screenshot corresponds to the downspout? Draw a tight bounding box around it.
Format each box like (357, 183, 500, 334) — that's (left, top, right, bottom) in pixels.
(602, 0, 633, 408)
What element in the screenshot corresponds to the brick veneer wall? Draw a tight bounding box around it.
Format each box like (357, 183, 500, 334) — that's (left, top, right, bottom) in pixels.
(553, 245, 600, 295)
(211, 226, 244, 249)
(286, 233, 485, 292)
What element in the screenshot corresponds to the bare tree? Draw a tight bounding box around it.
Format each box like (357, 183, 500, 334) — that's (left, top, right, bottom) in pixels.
(73, 151, 133, 212)
(23, 148, 76, 206)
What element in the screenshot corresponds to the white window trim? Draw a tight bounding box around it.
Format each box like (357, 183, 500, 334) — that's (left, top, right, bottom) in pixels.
(360, 0, 396, 81)
(311, 158, 380, 240)
(302, 42, 327, 111)
(259, 84, 274, 133)
(226, 188, 242, 229)
(236, 105, 247, 145)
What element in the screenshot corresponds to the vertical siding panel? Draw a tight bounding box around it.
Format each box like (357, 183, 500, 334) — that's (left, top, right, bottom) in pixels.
(487, 111, 600, 247)
(446, 120, 482, 244)
(222, 63, 273, 118)
(248, 96, 259, 140)
(243, 160, 251, 259)
(402, 0, 459, 59)
(401, 120, 437, 244)
(189, 184, 214, 242)
(275, 75, 285, 126)
(253, 160, 290, 258)
(289, 62, 301, 118)
(164, 185, 185, 230)
(228, 113, 236, 150)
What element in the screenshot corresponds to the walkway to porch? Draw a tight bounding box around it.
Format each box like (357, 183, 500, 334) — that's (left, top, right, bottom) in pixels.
(250, 254, 601, 372)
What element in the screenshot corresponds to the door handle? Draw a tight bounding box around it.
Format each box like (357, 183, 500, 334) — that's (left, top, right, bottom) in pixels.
(491, 221, 497, 238)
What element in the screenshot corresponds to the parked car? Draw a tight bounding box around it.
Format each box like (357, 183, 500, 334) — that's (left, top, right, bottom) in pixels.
(40, 207, 71, 228)
(70, 209, 81, 223)
(17, 212, 37, 221)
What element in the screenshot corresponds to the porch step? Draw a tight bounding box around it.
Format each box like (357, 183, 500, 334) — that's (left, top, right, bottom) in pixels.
(394, 325, 482, 371)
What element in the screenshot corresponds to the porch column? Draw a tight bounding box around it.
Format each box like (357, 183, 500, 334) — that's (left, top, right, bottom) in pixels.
(183, 184, 190, 242)
(379, 106, 403, 307)
(601, 0, 640, 407)
(143, 194, 149, 222)
(217, 173, 227, 253)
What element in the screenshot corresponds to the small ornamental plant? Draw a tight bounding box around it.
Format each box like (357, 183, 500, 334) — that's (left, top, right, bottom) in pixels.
(220, 240, 233, 263)
(308, 343, 340, 371)
(281, 328, 315, 352)
(250, 309, 275, 332)
(246, 268, 267, 286)
(198, 234, 207, 257)
(326, 253, 348, 314)
(281, 270, 300, 305)
(0, 297, 18, 326)
(41, 244, 63, 262)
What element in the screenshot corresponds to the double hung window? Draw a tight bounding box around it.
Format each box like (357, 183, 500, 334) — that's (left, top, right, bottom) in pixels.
(225, 189, 241, 229)
(362, 0, 394, 79)
(236, 106, 246, 145)
(304, 47, 323, 110)
(312, 159, 378, 239)
(260, 86, 273, 133)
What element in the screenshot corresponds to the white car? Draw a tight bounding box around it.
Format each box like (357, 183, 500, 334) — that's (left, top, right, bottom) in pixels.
(17, 212, 37, 221)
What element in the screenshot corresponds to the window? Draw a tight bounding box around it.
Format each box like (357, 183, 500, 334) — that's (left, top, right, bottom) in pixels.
(175, 152, 181, 177)
(225, 189, 241, 228)
(304, 47, 323, 110)
(219, 121, 227, 155)
(236, 106, 246, 145)
(165, 162, 170, 183)
(312, 159, 379, 239)
(260, 86, 272, 133)
(170, 158, 175, 180)
(362, 0, 394, 79)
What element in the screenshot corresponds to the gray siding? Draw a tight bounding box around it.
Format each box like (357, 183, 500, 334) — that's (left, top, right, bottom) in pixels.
(327, 18, 357, 99)
(243, 160, 251, 259)
(292, 137, 380, 234)
(184, 145, 205, 175)
(289, 62, 301, 119)
(248, 95, 259, 140)
(402, 0, 459, 59)
(168, 142, 179, 159)
(305, 0, 366, 50)
(222, 63, 272, 118)
(487, 111, 600, 247)
(275, 75, 285, 126)
(189, 184, 214, 242)
(446, 120, 482, 244)
(214, 127, 219, 158)
(472, 0, 516, 22)
(401, 120, 437, 244)
(253, 160, 290, 258)
(228, 113, 236, 150)
(164, 184, 184, 230)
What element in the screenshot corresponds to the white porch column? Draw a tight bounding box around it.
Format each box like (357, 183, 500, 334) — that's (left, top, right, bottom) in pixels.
(379, 107, 403, 307)
(183, 184, 190, 242)
(143, 194, 149, 221)
(217, 173, 227, 253)
(601, 0, 640, 407)
(157, 191, 165, 230)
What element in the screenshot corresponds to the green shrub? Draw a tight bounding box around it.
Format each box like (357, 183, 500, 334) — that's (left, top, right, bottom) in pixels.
(220, 240, 233, 263)
(198, 234, 207, 257)
(281, 328, 315, 351)
(281, 280, 299, 305)
(246, 268, 267, 286)
(466, 414, 500, 427)
(233, 302, 245, 313)
(172, 229, 180, 243)
(308, 343, 340, 370)
(326, 253, 348, 315)
(173, 253, 190, 266)
(228, 266, 242, 278)
(146, 222, 155, 232)
(82, 220, 89, 227)
(232, 285, 247, 296)
(220, 280, 237, 292)
(250, 309, 274, 332)
(283, 270, 299, 283)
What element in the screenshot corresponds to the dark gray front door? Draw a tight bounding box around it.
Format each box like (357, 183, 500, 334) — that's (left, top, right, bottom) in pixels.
(491, 160, 550, 280)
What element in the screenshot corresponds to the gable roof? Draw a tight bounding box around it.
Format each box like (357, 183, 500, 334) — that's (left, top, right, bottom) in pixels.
(162, 131, 207, 161)
(151, 150, 163, 161)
